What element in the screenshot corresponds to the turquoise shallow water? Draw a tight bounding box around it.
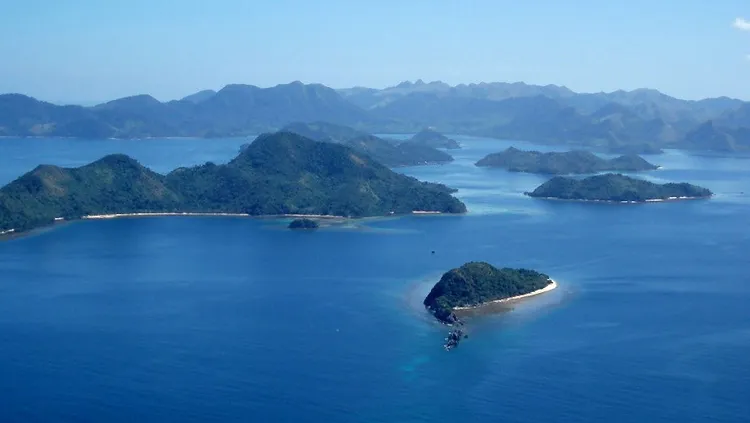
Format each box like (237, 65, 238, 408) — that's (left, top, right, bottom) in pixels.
(0, 136, 749, 422)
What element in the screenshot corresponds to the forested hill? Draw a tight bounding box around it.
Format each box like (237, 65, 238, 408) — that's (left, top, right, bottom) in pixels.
(475, 147, 658, 174)
(407, 129, 461, 149)
(0, 132, 466, 233)
(423, 262, 551, 323)
(526, 173, 712, 202)
(281, 122, 454, 167)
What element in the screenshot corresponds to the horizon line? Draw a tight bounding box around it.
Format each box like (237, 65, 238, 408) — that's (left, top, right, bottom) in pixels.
(3, 79, 744, 106)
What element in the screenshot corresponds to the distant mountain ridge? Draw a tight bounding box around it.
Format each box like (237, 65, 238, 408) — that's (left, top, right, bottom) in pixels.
(0, 82, 369, 139)
(337, 80, 742, 121)
(2, 80, 749, 152)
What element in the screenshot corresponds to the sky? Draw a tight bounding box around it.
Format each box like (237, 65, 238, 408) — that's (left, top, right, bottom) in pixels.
(1, 0, 749, 103)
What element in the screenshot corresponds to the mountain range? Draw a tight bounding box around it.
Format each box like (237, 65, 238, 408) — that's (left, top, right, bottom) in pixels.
(2, 80, 748, 152)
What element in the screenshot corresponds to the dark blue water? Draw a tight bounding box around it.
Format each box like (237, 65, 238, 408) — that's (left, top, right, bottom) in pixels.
(1, 136, 749, 422)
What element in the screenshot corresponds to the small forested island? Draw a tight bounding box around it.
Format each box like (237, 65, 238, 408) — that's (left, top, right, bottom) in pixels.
(282, 122, 453, 167)
(423, 262, 554, 325)
(0, 131, 466, 234)
(607, 143, 665, 155)
(281, 121, 367, 144)
(475, 147, 658, 174)
(346, 135, 453, 167)
(408, 128, 461, 149)
(288, 218, 319, 230)
(526, 173, 713, 202)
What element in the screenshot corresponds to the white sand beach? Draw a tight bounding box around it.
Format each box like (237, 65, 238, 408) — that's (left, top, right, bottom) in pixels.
(534, 196, 708, 204)
(82, 212, 252, 219)
(80, 212, 349, 220)
(278, 214, 346, 219)
(452, 279, 558, 310)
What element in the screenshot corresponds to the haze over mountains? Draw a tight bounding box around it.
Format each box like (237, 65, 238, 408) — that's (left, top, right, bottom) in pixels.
(2, 79, 749, 152)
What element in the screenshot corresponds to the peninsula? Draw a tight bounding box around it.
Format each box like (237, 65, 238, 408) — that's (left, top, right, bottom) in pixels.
(408, 128, 461, 149)
(526, 173, 713, 202)
(0, 131, 466, 234)
(423, 262, 555, 325)
(282, 122, 453, 167)
(606, 143, 665, 155)
(475, 147, 659, 174)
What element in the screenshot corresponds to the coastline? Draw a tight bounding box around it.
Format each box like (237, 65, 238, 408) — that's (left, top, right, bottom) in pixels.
(80, 212, 347, 220)
(2, 209, 459, 240)
(452, 279, 558, 311)
(525, 194, 711, 204)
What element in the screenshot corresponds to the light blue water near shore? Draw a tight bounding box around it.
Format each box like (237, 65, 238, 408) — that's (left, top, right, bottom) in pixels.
(0, 135, 749, 422)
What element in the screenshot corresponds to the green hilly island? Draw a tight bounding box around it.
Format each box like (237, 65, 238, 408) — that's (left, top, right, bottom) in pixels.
(282, 122, 454, 167)
(408, 129, 461, 149)
(475, 147, 659, 174)
(281, 121, 367, 144)
(0, 132, 466, 233)
(606, 143, 664, 155)
(424, 262, 552, 324)
(526, 173, 712, 202)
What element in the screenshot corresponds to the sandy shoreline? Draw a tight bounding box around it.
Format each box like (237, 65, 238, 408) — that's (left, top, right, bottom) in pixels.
(452, 279, 558, 310)
(80, 212, 347, 220)
(1, 210, 453, 239)
(527, 195, 710, 204)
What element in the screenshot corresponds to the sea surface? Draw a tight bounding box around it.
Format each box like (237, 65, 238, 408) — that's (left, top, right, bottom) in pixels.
(1, 135, 749, 422)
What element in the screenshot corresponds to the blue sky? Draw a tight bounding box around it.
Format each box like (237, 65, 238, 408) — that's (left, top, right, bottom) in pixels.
(1, 0, 749, 103)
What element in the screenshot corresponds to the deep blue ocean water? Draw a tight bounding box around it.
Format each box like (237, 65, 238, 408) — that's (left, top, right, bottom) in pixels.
(1, 136, 749, 422)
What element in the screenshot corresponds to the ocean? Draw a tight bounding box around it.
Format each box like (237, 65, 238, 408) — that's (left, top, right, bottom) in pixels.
(0, 135, 748, 422)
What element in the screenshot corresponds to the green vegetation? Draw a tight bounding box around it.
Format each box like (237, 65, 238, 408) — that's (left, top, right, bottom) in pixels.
(282, 122, 454, 167)
(607, 143, 664, 155)
(346, 135, 453, 167)
(682, 121, 750, 152)
(408, 128, 461, 149)
(475, 147, 658, 174)
(0, 132, 466, 233)
(281, 121, 366, 143)
(423, 262, 551, 324)
(526, 173, 713, 202)
(288, 218, 319, 229)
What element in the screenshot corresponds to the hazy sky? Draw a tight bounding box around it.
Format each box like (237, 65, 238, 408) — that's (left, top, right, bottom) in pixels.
(1, 0, 749, 103)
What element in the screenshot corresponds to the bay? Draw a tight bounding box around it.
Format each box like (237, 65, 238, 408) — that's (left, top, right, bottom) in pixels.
(0, 135, 748, 422)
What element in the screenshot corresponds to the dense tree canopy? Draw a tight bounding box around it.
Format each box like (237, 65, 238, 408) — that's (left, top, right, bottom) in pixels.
(408, 129, 461, 149)
(282, 122, 454, 167)
(476, 147, 658, 174)
(0, 132, 466, 233)
(423, 262, 551, 323)
(527, 173, 712, 202)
